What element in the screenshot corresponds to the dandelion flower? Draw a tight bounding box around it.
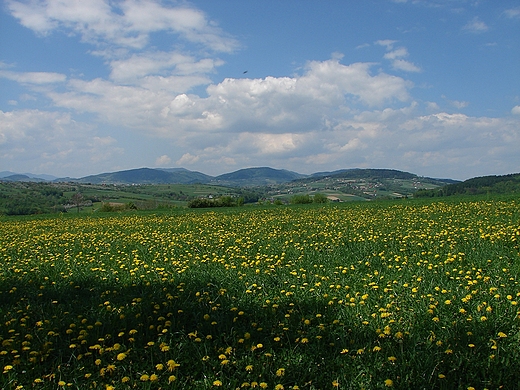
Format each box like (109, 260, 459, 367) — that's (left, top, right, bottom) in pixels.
(167, 359, 180, 371)
(384, 379, 393, 387)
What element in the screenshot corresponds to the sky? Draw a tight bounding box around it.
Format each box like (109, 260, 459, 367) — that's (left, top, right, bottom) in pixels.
(0, 0, 519, 180)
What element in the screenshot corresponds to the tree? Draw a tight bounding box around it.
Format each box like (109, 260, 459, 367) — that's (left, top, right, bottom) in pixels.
(71, 192, 84, 213)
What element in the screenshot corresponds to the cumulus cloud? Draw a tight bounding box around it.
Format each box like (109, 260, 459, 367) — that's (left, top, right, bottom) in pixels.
(6, 0, 234, 95)
(42, 57, 411, 138)
(512, 106, 520, 115)
(6, 0, 239, 52)
(155, 154, 171, 166)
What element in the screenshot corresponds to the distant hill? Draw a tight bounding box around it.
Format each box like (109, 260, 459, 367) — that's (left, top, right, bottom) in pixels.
(214, 167, 306, 186)
(299, 168, 454, 187)
(157, 168, 213, 183)
(415, 173, 520, 197)
(70, 168, 212, 185)
(0, 171, 57, 182)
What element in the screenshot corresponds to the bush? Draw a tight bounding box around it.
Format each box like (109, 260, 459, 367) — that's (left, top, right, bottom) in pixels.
(313, 193, 328, 203)
(290, 194, 313, 204)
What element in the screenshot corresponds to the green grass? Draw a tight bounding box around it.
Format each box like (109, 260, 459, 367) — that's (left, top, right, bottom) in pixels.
(1, 197, 519, 389)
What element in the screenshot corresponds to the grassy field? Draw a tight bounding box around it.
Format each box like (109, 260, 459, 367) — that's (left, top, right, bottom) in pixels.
(1, 196, 519, 389)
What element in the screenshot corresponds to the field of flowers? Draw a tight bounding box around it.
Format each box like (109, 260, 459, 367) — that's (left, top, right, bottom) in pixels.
(1, 197, 519, 389)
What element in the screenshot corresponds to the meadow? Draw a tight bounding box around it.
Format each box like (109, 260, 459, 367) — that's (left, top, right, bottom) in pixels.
(1, 197, 519, 389)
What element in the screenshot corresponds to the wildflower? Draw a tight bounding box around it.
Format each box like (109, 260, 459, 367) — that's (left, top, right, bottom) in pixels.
(106, 364, 116, 373)
(245, 365, 253, 372)
(498, 332, 507, 338)
(116, 353, 127, 361)
(168, 375, 177, 383)
(213, 380, 222, 386)
(150, 374, 158, 382)
(276, 368, 285, 376)
(121, 376, 130, 383)
(332, 380, 340, 387)
(260, 383, 268, 389)
(438, 374, 446, 379)
(140, 374, 150, 381)
(167, 360, 180, 371)
(388, 356, 397, 362)
(373, 346, 382, 352)
(156, 363, 164, 371)
(275, 385, 284, 390)
(384, 379, 393, 387)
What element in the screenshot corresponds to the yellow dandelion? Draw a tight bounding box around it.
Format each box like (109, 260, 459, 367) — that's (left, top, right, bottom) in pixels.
(213, 380, 222, 386)
(167, 359, 180, 371)
(384, 379, 393, 387)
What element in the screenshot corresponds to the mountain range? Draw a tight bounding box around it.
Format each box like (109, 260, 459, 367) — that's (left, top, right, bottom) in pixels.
(0, 167, 456, 187)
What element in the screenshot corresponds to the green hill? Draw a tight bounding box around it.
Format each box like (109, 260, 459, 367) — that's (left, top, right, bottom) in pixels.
(415, 173, 520, 197)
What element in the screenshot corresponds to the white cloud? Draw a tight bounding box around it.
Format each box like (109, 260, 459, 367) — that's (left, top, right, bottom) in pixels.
(379, 43, 421, 73)
(512, 106, 520, 115)
(155, 155, 171, 166)
(176, 153, 199, 165)
(0, 70, 66, 84)
(463, 17, 489, 33)
(0, 109, 123, 176)
(391, 59, 421, 73)
(375, 40, 397, 50)
(7, 0, 239, 52)
(504, 8, 520, 19)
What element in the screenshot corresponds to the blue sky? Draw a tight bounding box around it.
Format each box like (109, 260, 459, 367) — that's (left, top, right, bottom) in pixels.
(1, 0, 519, 180)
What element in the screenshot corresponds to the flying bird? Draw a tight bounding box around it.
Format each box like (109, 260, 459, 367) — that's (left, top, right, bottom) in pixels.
(243, 70, 248, 74)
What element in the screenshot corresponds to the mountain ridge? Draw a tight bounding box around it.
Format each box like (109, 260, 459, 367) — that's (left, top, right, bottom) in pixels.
(0, 166, 465, 186)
